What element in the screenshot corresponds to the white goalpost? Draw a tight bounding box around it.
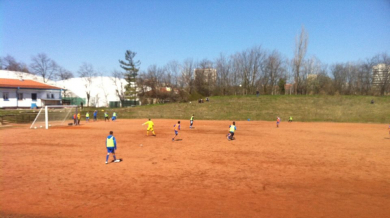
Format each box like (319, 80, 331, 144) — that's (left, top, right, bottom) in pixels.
(30, 105, 78, 129)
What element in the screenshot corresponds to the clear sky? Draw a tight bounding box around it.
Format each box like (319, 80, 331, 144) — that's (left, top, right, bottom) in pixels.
(1, 0, 389, 75)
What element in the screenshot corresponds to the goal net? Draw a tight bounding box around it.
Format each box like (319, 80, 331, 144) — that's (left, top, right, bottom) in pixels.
(30, 105, 78, 129)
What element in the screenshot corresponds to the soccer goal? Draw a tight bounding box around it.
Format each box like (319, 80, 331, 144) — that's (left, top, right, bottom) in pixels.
(30, 105, 78, 129)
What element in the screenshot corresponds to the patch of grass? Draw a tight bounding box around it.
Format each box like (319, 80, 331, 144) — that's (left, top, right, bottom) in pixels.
(123, 95, 389, 123)
(1, 95, 390, 123)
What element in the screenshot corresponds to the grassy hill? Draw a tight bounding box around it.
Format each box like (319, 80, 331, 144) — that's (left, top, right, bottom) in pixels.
(1, 95, 390, 124)
(120, 95, 389, 123)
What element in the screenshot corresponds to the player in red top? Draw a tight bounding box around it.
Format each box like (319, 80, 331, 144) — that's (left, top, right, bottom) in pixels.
(172, 121, 181, 141)
(276, 117, 280, 128)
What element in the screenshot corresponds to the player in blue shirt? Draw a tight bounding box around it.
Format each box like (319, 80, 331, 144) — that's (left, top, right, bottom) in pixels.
(106, 131, 120, 164)
(93, 110, 98, 121)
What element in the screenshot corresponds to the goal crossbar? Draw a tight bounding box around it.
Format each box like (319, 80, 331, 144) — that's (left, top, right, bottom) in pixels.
(30, 105, 78, 129)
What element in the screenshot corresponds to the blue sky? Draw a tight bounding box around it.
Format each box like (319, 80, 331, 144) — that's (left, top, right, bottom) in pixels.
(1, 0, 389, 75)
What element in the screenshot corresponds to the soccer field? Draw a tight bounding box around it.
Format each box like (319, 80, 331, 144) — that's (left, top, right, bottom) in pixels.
(1, 119, 390, 218)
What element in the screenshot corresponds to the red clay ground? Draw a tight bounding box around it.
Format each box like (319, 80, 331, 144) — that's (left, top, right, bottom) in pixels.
(1, 119, 390, 218)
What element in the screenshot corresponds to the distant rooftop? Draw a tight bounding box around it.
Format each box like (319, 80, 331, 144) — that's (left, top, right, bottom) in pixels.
(0, 78, 62, 90)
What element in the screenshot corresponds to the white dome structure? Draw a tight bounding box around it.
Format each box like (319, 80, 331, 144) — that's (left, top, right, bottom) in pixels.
(55, 76, 132, 107)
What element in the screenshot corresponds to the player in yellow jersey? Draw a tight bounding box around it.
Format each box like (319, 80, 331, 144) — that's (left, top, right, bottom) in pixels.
(142, 118, 156, 136)
(190, 114, 194, 129)
(172, 121, 181, 141)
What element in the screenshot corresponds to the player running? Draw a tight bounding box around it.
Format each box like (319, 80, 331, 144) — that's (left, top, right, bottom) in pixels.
(142, 118, 156, 136)
(86, 112, 90, 122)
(190, 114, 194, 128)
(105, 131, 120, 164)
(104, 111, 110, 122)
(227, 121, 236, 141)
(172, 121, 181, 141)
(277, 117, 281, 128)
(112, 112, 117, 121)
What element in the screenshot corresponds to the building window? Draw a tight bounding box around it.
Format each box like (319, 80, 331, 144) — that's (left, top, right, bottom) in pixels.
(47, 93, 50, 99)
(18, 93, 23, 100)
(31, 93, 37, 101)
(3, 92, 9, 101)
(51, 93, 55, 99)
(32, 93, 37, 101)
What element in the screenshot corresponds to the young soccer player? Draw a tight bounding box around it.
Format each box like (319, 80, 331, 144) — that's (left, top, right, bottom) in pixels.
(105, 131, 120, 164)
(190, 114, 194, 128)
(77, 112, 81, 125)
(172, 121, 181, 141)
(93, 110, 98, 121)
(86, 112, 90, 122)
(112, 112, 117, 121)
(104, 111, 109, 122)
(277, 117, 281, 128)
(142, 118, 156, 136)
(289, 116, 293, 122)
(73, 113, 77, 125)
(228, 121, 236, 141)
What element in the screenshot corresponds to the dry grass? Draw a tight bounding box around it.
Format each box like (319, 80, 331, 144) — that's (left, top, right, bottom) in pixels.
(123, 95, 390, 123)
(1, 95, 389, 124)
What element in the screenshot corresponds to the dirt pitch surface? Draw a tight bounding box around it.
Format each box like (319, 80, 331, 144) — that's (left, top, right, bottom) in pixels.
(1, 119, 390, 218)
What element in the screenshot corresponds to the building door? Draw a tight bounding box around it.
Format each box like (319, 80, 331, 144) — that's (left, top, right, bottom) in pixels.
(32, 93, 37, 101)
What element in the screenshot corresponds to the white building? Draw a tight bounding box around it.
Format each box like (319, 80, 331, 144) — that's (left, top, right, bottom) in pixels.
(373, 63, 390, 85)
(194, 68, 217, 84)
(0, 78, 62, 108)
(54, 76, 131, 107)
(0, 70, 139, 107)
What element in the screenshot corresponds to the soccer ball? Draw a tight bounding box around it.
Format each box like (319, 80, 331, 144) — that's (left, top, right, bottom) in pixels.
(34, 127, 37, 129)
(40, 126, 42, 128)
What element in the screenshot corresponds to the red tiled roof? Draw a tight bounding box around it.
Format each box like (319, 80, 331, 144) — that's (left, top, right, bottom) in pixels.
(0, 78, 62, 90)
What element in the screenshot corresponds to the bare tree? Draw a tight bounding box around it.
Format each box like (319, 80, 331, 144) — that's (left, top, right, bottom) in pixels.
(30, 53, 58, 83)
(265, 50, 285, 95)
(215, 53, 232, 95)
(230, 53, 242, 95)
(56, 66, 73, 80)
(78, 63, 96, 106)
(301, 56, 323, 94)
(194, 59, 214, 96)
(1, 55, 30, 73)
(111, 70, 127, 107)
(165, 60, 180, 88)
(147, 65, 165, 100)
(331, 64, 347, 94)
(317, 72, 333, 94)
(293, 26, 308, 94)
(230, 46, 266, 95)
(181, 58, 196, 94)
(357, 59, 373, 95)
